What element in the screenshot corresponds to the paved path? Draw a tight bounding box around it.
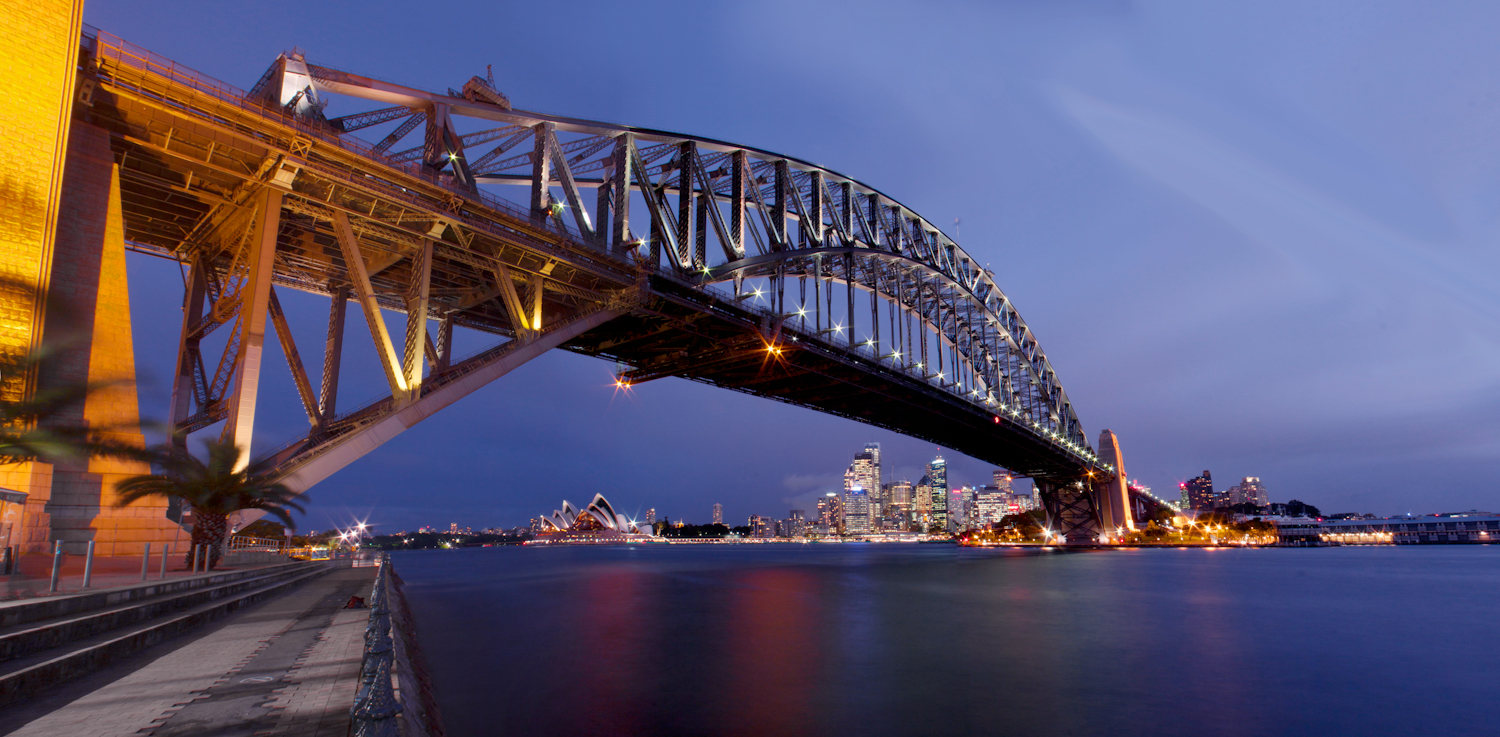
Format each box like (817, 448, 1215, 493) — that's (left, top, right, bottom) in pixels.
(0, 566, 376, 737)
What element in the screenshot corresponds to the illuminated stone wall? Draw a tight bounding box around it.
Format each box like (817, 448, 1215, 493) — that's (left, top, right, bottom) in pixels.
(0, 0, 82, 390)
(0, 3, 182, 553)
(0, 0, 85, 552)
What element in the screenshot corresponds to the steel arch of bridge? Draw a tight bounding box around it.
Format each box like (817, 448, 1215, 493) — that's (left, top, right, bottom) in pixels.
(79, 27, 1117, 538)
(291, 57, 1096, 463)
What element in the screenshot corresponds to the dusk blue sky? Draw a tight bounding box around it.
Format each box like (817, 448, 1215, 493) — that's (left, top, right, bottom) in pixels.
(87, 0, 1500, 531)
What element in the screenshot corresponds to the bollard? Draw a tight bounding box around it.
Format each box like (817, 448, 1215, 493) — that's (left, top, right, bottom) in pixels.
(82, 540, 95, 588)
(141, 542, 151, 582)
(160, 543, 169, 580)
(48, 540, 62, 593)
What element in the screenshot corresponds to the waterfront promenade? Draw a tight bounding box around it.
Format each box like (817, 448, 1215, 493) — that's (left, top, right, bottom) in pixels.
(0, 566, 375, 736)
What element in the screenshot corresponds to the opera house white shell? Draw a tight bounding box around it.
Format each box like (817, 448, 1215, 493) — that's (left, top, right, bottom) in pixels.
(534, 494, 656, 543)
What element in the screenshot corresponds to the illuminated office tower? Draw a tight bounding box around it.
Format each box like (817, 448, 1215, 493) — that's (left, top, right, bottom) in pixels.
(818, 492, 843, 533)
(914, 475, 933, 526)
(712, 503, 723, 525)
(928, 456, 948, 530)
(889, 479, 913, 516)
(846, 449, 878, 502)
(841, 487, 872, 535)
(1230, 477, 1268, 507)
(959, 486, 978, 531)
(1185, 471, 1214, 511)
(974, 488, 1007, 527)
(645, 508, 656, 524)
(864, 441, 882, 491)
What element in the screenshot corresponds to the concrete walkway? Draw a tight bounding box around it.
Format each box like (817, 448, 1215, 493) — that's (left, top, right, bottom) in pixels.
(0, 566, 376, 736)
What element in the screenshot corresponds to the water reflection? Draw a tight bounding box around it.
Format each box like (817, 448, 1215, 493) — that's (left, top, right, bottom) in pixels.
(397, 545, 1500, 737)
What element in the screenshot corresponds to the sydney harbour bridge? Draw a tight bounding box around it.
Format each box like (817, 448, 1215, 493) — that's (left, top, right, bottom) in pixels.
(17, 26, 1163, 546)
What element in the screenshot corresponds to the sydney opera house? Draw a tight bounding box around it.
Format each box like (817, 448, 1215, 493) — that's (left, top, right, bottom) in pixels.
(533, 494, 658, 543)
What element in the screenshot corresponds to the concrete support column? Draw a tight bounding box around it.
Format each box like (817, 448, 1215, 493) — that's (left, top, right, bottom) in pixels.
(222, 189, 282, 471)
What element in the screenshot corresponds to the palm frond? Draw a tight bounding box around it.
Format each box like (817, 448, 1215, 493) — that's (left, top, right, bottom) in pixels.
(113, 438, 308, 531)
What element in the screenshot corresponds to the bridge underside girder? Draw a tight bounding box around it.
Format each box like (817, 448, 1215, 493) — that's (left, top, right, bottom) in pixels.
(565, 276, 1091, 480)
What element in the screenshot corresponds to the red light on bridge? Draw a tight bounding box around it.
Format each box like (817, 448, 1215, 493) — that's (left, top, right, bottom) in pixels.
(993, 416, 1000, 424)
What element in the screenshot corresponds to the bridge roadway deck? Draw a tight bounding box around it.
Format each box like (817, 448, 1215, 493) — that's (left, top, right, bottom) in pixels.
(0, 566, 375, 737)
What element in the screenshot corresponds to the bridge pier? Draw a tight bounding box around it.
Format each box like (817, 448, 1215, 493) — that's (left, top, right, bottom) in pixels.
(1039, 430, 1136, 545)
(0, 0, 184, 555)
(1037, 478, 1101, 545)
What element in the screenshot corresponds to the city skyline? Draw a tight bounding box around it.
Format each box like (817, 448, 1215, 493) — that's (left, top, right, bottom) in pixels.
(83, 0, 1500, 531)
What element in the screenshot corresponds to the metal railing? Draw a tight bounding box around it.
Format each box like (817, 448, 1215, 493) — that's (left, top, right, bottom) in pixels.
(227, 535, 287, 554)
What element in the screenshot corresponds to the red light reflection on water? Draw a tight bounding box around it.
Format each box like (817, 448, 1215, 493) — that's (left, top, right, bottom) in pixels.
(720, 568, 822, 736)
(572, 565, 651, 736)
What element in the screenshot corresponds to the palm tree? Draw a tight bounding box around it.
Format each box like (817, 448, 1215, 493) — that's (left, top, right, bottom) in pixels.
(0, 345, 157, 466)
(116, 439, 307, 570)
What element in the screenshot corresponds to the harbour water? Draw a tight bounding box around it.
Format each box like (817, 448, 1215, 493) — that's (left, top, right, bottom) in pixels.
(395, 544, 1498, 736)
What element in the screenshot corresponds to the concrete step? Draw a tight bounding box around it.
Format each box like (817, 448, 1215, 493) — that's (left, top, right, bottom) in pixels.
(0, 560, 311, 630)
(0, 564, 337, 708)
(0, 562, 326, 665)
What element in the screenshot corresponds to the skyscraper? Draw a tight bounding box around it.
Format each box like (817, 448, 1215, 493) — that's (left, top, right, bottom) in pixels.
(865, 442, 882, 485)
(1185, 470, 1214, 511)
(1244, 477, 1268, 507)
(890, 479, 913, 516)
(846, 449, 878, 504)
(914, 475, 933, 526)
(818, 492, 843, 533)
(1229, 477, 1268, 507)
(842, 487, 872, 535)
(712, 503, 723, 525)
(974, 488, 1008, 527)
(958, 486, 978, 531)
(928, 456, 948, 530)
(645, 508, 656, 524)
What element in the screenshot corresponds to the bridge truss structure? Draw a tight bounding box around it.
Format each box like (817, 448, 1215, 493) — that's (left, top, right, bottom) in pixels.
(79, 27, 1123, 542)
